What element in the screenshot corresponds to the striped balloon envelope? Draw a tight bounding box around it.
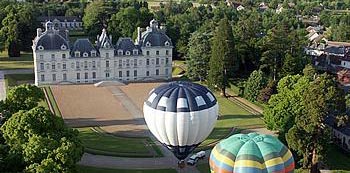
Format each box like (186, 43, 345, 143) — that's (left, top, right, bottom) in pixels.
(209, 133, 295, 173)
(143, 81, 219, 160)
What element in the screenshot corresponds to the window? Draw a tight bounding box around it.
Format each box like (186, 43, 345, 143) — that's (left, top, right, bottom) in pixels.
(166, 58, 169, 65)
(91, 52, 96, 57)
(146, 71, 149, 76)
(52, 74, 56, 81)
(156, 51, 159, 55)
(134, 70, 137, 77)
(156, 69, 159, 75)
(51, 54, 55, 60)
(39, 55, 44, 60)
(119, 60, 122, 67)
(92, 72, 96, 79)
(52, 63, 56, 70)
(119, 71, 122, 77)
(126, 51, 130, 55)
(106, 53, 109, 58)
(83, 52, 88, 57)
(134, 59, 137, 67)
(146, 59, 150, 66)
(106, 73, 110, 78)
(126, 71, 130, 77)
(166, 50, 169, 55)
(38, 46, 44, 50)
(133, 50, 138, 55)
(126, 59, 130, 67)
(41, 74, 45, 81)
(118, 50, 123, 56)
(76, 62, 80, 69)
(63, 63, 66, 70)
(92, 61, 96, 68)
(106, 61, 109, 68)
(84, 61, 88, 69)
(76, 73, 80, 80)
(62, 54, 66, 59)
(75, 52, 80, 57)
(40, 63, 44, 70)
(165, 68, 169, 75)
(85, 72, 88, 79)
(63, 73, 67, 80)
(165, 41, 170, 46)
(146, 42, 151, 47)
(146, 51, 150, 56)
(156, 58, 159, 65)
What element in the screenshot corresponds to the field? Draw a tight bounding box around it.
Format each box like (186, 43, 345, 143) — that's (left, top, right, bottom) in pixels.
(4, 73, 34, 87)
(78, 127, 161, 157)
(0, 51, 34, 70)
(77, 165, 177, 173)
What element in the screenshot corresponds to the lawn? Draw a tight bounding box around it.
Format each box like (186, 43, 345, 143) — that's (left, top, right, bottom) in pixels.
(77, 165, 177, 173)
(197, 93, 265, 150)
(326, 145, 350, 172)
(77, 127, 161, 157)
(4, 73, 34, 87)
(0, 51, 33, 70)
(197, 163, 210, 173)
(44, 87, 62, 117)
(172, 66, 185, 76)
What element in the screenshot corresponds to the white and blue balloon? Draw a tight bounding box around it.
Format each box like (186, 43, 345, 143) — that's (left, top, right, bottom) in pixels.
(143, 81, 219, 160)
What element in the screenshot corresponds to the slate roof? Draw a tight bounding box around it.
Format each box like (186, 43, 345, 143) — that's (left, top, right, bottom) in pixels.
(115, 38, 139, 55)
(325, 115, 350, 136)
(144, 81, 217, 112)
(37, 16, 82, 22)
(141, 30, 172, 47)
(34, 32, 69, 51)
(325, 46, 345, 55)
(71, 39, 97, 57)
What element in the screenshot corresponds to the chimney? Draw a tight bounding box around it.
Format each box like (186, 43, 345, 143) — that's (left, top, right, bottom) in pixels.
(37, 28, 42, 37)
(137, 27, 142, 44)
(65, 30, 69, 40)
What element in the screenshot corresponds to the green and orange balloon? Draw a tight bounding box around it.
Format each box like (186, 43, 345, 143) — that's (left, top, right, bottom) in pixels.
(209, 133, 295, 173)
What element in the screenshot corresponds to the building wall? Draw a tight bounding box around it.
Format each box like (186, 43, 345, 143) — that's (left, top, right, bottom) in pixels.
(34, 47, 172, 85)
(333, 129, 350, 150)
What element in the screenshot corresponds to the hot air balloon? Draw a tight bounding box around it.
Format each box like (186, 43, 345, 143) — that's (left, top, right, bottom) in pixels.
(210, 133, 295, 173)
(143, 81, 219, 162)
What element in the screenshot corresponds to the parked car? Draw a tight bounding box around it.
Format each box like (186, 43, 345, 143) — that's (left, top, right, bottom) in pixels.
(186, 151, 206, 166)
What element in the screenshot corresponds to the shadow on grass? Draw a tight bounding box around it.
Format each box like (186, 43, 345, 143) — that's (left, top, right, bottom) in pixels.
(326, 145, 350, 171)
(218, 114, 261, 120)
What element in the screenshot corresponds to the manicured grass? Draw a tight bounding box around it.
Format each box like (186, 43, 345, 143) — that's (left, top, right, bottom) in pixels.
(0, 52, 33, 70)
(326, 145, 350, 172)
(172, 66, 185, 76)
(77, 127, 161, 157)
(44, 87, 62, 117)
(197, 93, 265, 150)
(197, 163, 210, 173)
(77, 165, 177, 173)
(4, 74, 34, 87)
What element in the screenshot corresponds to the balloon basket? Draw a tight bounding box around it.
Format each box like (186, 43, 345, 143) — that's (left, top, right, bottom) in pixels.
(178, 160, 185, 168)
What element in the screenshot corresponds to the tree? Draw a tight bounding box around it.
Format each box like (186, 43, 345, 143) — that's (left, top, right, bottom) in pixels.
(1, 107, 84, 172)
(257, 80, 277, 103)
(83, 0, 109, 37)
(244, 70, 266, 102)
(303, 64, 317, 79)
(286, 74, 345, 172)
(208, 18, 236, 96)
(186, 30, 211, 81)
(280, 53, 304, 77)
(3, 84, 44, 118)
(263, 75, 311, 142)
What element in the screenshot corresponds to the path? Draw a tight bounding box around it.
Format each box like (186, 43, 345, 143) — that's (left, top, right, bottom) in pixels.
(0, 69, 34, 100)
(79, 85, 201, 173)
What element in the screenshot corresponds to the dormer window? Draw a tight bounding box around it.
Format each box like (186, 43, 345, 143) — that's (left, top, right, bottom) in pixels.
(146, 42, 151, 47)
(133, 50, 138, 55)
(83, 52, 88, 57)
(165, 41, 170, 46)
(118, 50, 123, 56)
(38, 45, 44, 50)
(126, 51, 130, 55)
(75, 51, 80, 57)
(91, 51, 96, 57)
(61, 44, 67, 50)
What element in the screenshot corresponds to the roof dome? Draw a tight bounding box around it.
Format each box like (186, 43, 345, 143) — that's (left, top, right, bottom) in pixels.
(141, 30, 172, 47)
(210, 133, 295, 173)
(35, 32, 69, 51)
(144, 81, 217, 112)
